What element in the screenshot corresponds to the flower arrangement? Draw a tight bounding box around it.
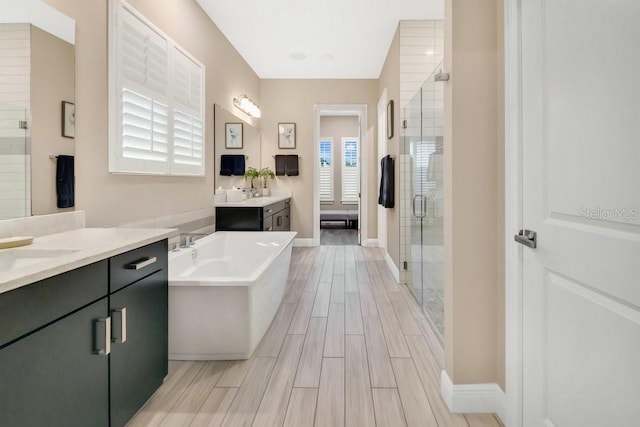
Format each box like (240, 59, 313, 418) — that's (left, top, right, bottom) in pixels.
(258, 167, 275, 188)
(243, 167, 259, 188)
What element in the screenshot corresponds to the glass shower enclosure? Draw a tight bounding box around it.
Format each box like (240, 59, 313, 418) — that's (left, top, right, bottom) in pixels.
(0, 103, 30, 220)
(400, 64, 445, 342)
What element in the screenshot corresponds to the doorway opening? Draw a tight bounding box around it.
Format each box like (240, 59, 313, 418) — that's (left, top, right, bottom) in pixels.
(313, 105, 368, 246)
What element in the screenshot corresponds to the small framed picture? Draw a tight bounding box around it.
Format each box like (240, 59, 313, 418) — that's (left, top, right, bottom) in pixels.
(225, 123, 243, 149)
(278, 123, 296, 149)
(62, 101, 75, 138)
(386, 100, 394, 140)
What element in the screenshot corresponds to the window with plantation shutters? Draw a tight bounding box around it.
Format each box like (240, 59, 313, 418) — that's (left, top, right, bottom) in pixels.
(319, 138, 334, 202)
(109, 0, 205, 176)
(341, 137, 359, 204)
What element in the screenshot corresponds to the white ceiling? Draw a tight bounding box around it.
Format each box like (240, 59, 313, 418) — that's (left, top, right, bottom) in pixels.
(195, 0, 444, 79)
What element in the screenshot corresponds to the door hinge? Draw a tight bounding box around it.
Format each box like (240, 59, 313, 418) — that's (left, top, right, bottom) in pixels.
(402, 120, 407, 129)
(403, 261, 408, 270)
(19, 120, 28, 130)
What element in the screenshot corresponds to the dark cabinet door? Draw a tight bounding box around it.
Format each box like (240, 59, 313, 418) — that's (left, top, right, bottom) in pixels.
(109, 269, 168, 427)
(216, 206, 262, 231)
(273, 209, 291, 231)
(0, 298, 110, 427)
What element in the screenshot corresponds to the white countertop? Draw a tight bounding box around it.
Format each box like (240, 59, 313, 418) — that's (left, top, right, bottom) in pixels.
(0, 227, 177, 295)
(214, 194, 291, 208)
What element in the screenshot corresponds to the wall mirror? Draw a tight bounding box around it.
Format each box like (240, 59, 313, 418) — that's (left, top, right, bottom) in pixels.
(0, 0, 76, 220)
(213, 103, 261, 190)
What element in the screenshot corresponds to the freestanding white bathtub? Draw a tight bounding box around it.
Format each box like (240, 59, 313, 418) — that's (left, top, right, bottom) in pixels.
(168, 231, 297, 360)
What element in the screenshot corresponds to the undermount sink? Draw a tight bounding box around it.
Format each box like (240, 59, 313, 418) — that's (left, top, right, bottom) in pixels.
(0, 249, 79, 273)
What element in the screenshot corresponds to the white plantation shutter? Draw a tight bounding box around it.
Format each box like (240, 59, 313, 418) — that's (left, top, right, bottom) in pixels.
(172, 48, 204, 175)
(341, 138, 359, 203)
(319, 139, 334, 202)
(110, 0, 205, 175)
(121, 89, 168, 162)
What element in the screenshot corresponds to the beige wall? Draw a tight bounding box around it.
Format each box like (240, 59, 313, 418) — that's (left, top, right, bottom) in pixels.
(45, 0, 260, 227)
(444, 0, 503, 387)
(30, 25, 75, 216)
(378, 27, 401, 268)
(259, 79, 378, 240)
(213, 104, 261, 190)
(319, 115, 360, 211)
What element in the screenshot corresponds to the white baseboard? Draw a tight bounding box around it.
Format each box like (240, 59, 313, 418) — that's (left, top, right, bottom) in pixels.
(440, 370, 506, 424)
(361, 239, 379, 247)
(293, 238, 316, 247)
(384, 252, 400, 283)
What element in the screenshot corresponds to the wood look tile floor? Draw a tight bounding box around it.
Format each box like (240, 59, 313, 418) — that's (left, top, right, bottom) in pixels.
(128, 246, 503, 427)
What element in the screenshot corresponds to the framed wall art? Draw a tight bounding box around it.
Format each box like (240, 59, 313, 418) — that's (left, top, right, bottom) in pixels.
(386, 100, 394, 140)
(62, 101, 75, 138)
(225, 122, 243, 149)
(278, 122, 296, 149)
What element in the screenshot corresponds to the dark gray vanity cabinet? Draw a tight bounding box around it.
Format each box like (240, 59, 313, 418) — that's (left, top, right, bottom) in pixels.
(0, 298, 110, 427)
(216, 198, 291, 231)
(0, 260, 110, 427)
(109, 240, 168, 427)
(0, 239, 168, 427)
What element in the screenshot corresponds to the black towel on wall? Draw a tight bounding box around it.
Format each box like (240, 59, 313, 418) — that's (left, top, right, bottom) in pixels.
(378, 155, 394, 208)
(56, 155, 74, 208)
(275, 155, 286, 176)
(285, 155, 299, 176)
(232, 155, 245, 176)
(220, 155, 233, 176)
(220, 155, 245, 176)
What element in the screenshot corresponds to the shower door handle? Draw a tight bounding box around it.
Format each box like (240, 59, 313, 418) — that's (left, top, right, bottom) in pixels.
(412, 195, 426, 219)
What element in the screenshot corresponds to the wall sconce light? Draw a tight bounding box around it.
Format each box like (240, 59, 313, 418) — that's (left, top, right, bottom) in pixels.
(233, 95, 261, 118)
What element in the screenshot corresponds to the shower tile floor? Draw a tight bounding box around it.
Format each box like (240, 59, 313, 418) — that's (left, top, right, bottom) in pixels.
(128, 246, 502, 427)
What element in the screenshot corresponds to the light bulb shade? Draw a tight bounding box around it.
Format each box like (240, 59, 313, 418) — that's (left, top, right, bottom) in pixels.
(233, 95, 261, 118)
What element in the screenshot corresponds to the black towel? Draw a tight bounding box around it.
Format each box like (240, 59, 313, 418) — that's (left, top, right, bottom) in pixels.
(378, 155, 394, 208)
(275, 155, 286, 176)
(220, 155, 233, 176)
(232, 155, 245, 176)
(56, 155, 74, 208)
(220, 155, 245, 176)
(285, 155, 299, 176)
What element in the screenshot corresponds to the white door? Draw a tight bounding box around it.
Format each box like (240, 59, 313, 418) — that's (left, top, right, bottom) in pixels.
(520, 1, 640, 426)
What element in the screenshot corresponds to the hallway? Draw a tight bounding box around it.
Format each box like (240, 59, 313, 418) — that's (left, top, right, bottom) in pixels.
(129, 246, 502, 426)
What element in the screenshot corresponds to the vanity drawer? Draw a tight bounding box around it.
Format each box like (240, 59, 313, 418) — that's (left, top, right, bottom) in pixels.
(263, 201, 287, 217)
(0, 260, 108, 348)
(109, 240, 167, 293)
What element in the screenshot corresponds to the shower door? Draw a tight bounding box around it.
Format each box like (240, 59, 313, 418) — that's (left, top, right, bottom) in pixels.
(0, 103, 30, 219)
(400, 66, 445, 342)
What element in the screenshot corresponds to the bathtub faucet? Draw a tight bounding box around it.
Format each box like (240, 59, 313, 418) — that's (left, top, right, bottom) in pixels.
(180, 232, 208, 248)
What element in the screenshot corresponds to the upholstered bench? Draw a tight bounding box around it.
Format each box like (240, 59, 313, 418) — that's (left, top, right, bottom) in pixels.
(320, 209, 358, 228)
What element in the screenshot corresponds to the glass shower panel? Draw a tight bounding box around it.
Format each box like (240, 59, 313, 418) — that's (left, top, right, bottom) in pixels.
(400, 63, 445, 343)
(0, 103, 30, 220)
(402, 87, 424, 308)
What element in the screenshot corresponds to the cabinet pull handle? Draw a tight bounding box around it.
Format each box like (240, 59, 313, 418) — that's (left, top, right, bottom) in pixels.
(277, 216, 282, 226)
(127, 256, 157, 270)
(267, 227, 273, 231)
(111, 307, 127, 343)
(266, 209, 273, 214)
(94, 317, 111, 356)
